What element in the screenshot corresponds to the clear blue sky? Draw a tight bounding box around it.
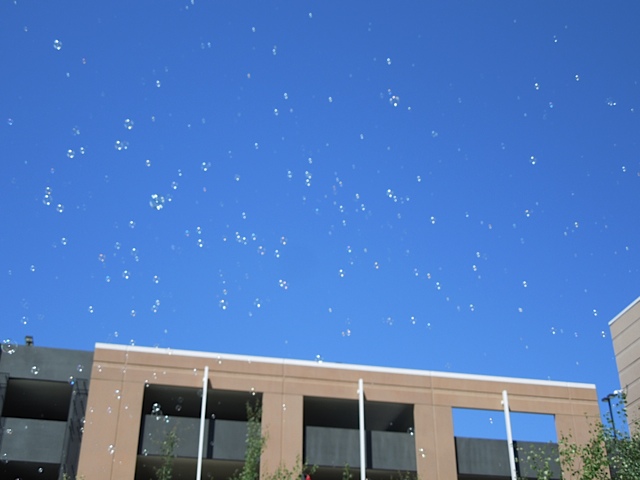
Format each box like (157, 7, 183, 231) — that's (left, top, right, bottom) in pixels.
(2, 1, 640, 441)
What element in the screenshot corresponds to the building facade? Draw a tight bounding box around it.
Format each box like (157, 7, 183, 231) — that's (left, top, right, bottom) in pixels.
(609, 296, 640, 425)
(73, 343, 599, 480)
(0, 342, 93, 480)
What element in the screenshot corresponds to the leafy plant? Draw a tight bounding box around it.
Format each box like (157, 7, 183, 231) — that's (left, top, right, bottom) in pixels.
(155, 427, 179, 480)
(520, 392, 640, 479)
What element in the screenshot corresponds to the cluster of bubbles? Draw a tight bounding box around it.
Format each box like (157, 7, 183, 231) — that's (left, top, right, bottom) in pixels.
(150, 194, 165, 210)
(1, 339, 17, 354)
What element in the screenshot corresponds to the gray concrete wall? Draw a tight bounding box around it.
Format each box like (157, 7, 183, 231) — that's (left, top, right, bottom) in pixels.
(455, 437, 561, 479)
(370, 430, 416, 471)
(305, 427, 417, 471)
(141, 414, 205, 458)
(0, 345, 93, 383)
(211, 419, 248, 460)
(0, 417, 65, 463)
(455, 437, 511, 476)
(141, 415, 248, 460)
(305, 426, 360, 468)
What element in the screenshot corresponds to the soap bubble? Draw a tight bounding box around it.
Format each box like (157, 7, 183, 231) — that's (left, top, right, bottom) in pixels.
(1, 339, 17, 355)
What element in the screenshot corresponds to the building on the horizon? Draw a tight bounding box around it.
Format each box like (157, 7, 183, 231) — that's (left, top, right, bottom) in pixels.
(1, 341, 600, 480)
(609, 296, 640, 427)
(0, 342, 93, 480)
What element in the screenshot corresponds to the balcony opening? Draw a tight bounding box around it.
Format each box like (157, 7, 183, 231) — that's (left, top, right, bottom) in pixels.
(135, 384, 261, 480)
(303, 397, 416, 480)
(2, 378, 72, 421)
(452, 408, 559, 480)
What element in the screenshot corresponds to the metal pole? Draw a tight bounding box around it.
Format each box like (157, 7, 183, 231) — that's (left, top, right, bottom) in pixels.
(502, 390, 517, 480)
(602, 394, 618, 439)
(196, 366, 209, 480)
(358, 378, 366, 480)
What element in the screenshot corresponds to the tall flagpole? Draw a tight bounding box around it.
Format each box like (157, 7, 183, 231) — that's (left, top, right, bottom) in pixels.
(196, 366, 209, 480)
(502, 390, 517, 480)
(358, 378, 366, 480)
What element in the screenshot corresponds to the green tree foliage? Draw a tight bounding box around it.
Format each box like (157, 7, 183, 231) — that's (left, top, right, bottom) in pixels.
(232, 400, 266, 480)
(523, 393, 640, 480)
(155, 427, 179, 480)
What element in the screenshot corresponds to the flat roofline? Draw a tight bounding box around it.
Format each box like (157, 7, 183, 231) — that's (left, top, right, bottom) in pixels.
(95, 343, 595, 390)
(609, 296, 640, 326)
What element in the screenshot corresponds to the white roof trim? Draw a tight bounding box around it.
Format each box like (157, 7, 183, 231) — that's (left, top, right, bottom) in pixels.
(609, 296, 640, 326)
(95, 342, 595, 390)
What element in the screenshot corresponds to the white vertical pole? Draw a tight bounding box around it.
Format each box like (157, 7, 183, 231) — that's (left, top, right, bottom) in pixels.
(358, 378, 366, 480)
(196, 366, 209, 480)
(502, 390, 517, 480)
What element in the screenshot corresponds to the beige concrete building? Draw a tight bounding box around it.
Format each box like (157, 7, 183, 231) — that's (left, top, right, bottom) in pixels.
(76, 343, 600, 480)
(609, 296, 640, 425)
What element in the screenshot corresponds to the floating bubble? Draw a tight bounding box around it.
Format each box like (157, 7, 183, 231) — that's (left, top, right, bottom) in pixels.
(145, 159, 151, 167)
(30, 264, 36, 272)
(130, 309, 136, 317)
(88, 305, 94, 314)
(278, 279, 289, 290)
(53, 39, 62, 50)
(156, 80, 161, 88)
(201, 161, 211, 172)
(1, 339, 17, 354)
(272, 45, 277, 55)
(389, 95, 400, 107)
(114, 140, 129, 150)
(7, 118, 14, 126)
(129, 220, 135, 229)
(122, 270, 130, 280)
(124, 118, 134, 130)
(61, 237, 67, 246)
(31, 365, 40, 375)
(534, 82, 540, 90)
(56, 204, 64, 213)
(219, 299, 228, 310)
(79, 146, 85, 155)
(150, 194, 165, 210)
(153, 275, 160, 284)
(77, 364, 84, 373)
(67, 149, 75, 159)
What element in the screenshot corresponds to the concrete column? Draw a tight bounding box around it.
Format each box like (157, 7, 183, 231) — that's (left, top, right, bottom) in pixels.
(555, 409, 602, 480)
(261, 392, 304, 478)
(414, 404, 457, 480)
(77, 379, 122, 479)
(110, 381, 146, 479)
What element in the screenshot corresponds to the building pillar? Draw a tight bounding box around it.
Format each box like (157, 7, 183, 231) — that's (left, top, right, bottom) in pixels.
(110, 381, 145, 479)
(414, 404, 458, 480)
(555, 408, 602, 480)
(261, 392, 304, 478)
(77, 379, 122, 479)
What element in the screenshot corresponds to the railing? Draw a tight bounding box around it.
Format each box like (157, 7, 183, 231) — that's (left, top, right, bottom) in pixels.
(304, 426, 417, 471)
